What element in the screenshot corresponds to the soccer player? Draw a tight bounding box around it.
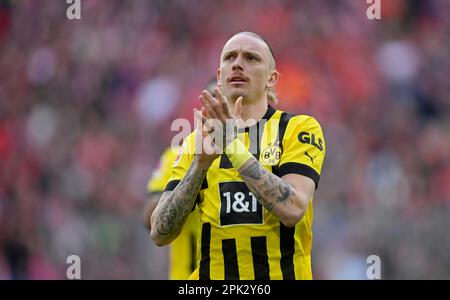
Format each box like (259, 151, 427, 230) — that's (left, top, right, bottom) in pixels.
(151, 32, 326, 280)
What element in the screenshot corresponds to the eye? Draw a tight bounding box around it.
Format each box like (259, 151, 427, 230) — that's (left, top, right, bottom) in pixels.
(247, 54, 260, 62)
(224, 54, 235, 60)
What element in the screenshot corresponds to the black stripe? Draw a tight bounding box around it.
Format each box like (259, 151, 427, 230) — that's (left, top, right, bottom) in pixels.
(279, 162, 320, 190)
(201, 178, 208, 190)
(248, 123, 262, 161)
(164, 180, 180, 192)
(272, 112, 294, 176)
(222, 239, 240, 279)
(164, 178, 208, 191)
(280, 223, 295, 280)
(251, 236, 270, 280)
(219, 153, 233, 169)
(276, 112, 295, 150)
(190, 232, 197, 273)
(194, 194, 200, 211)
(199, 223, 211, 280)
(238, 106, 276, 133)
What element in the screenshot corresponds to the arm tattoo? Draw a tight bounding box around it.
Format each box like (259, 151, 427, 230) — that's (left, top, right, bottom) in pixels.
(156, 164, 207, 236)
(239, 160, 263, 180)
(239, 159, 295, 212)
(277, 182, 293, 204)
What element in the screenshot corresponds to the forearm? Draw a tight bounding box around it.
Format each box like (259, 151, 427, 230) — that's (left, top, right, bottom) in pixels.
(237, 157, 305, 227)
(224, 137, 307, 227)
(150, 160, 208, 246)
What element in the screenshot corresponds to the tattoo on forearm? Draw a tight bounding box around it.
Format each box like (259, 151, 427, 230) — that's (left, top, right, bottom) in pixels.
(239, 159, 295, 211)
(156, 165, 206, 236)
(239, 160, 263, 180)
(276, 182, 293, 203)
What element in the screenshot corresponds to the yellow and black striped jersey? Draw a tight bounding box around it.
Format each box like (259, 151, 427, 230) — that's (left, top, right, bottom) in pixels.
(165, 106, 326, 280)
(147, 147, 199, 280)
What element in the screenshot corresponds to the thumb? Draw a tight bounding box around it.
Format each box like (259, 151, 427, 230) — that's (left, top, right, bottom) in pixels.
(234, 96, 243, 119)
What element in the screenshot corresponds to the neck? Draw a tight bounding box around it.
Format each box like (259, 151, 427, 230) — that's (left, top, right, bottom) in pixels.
(229, 96, 269, 127)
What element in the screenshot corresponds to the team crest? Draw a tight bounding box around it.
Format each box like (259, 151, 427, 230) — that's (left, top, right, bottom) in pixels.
(261, 144, 282, 166)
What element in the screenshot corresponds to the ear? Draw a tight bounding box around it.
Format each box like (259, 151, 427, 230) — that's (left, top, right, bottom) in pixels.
(266, 70, 279, 89)
(217, 68, 222, 86)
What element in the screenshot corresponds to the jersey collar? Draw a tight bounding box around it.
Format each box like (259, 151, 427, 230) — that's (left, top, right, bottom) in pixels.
(238, 105, 276, 133)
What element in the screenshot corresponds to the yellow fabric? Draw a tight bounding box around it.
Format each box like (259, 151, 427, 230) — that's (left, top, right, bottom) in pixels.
(147, 147, 179, 192)
(188, 268, 199, 280)
(147, 146, 199, 280)
(168, 107, 326, 280)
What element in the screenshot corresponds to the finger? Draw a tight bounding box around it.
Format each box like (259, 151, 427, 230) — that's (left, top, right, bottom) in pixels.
(194, 109, 204, 152)
(214, 87, 231, 116)
(199, 95, 218, 119)
(202, 90, 224, 121)
(234, 96, 243, 119)
(202, 119, 214, 133)
(195, 109, 212, 139)
(194, 108, 207, 125)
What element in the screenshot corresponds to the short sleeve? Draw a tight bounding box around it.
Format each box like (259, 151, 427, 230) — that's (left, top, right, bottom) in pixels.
(278, 115, 326, 190)
(147, 147, 180, 193)
(164, 132, 195, 192)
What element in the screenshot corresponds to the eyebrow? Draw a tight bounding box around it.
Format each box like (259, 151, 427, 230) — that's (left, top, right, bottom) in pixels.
(222, 49, 263, 60)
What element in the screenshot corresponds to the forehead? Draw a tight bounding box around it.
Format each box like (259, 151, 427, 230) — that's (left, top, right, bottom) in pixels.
(222, 34, 269, 57)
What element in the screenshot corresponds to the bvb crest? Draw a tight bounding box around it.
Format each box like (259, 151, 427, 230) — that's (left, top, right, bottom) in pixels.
(261, 143, 282, 166)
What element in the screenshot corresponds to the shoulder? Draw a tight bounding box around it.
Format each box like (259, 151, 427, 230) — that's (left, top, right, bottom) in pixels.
(276, 111, 325, 150)
(161, 146, 180, 162)
(273, 109, 323, 132)
(284, 112, 323, 129)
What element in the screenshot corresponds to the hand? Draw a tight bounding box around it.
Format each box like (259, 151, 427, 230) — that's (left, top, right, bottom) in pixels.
(199, 87, 243, 149)
(193, 107, 220, 169)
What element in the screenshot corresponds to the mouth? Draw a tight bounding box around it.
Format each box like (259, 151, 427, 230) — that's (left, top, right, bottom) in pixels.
(228, 74, 248, 84)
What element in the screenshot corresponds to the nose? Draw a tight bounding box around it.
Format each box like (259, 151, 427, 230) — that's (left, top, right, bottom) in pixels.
(232, 54, 244, 71)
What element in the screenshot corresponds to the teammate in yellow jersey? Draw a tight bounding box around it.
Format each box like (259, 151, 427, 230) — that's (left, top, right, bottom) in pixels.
(151, 32, 326, 280)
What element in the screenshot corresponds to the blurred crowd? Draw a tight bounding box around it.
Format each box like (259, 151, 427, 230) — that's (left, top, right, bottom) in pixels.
(0, 0, 449, 279)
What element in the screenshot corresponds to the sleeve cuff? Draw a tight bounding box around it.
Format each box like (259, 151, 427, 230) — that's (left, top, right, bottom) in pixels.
(164, 180, 201, 212)
(164, 178, 209, 192)
(278, 162, 320, 190)
(164, 180, 180, 192)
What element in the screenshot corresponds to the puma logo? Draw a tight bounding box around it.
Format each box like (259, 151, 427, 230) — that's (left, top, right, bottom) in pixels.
(304, 151, 317, 164)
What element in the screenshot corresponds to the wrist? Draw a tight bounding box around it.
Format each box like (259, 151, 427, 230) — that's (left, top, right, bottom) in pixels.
(193, 157, 213, 171)
(224, 138, 253, 169)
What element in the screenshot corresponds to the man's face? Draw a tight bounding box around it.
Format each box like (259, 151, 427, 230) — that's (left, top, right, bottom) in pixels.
(218, 34, 273, 103)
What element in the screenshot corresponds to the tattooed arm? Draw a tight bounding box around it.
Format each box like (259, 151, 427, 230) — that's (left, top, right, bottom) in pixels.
(150, 159, 209, 246)
(237, 157, 316, 228)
